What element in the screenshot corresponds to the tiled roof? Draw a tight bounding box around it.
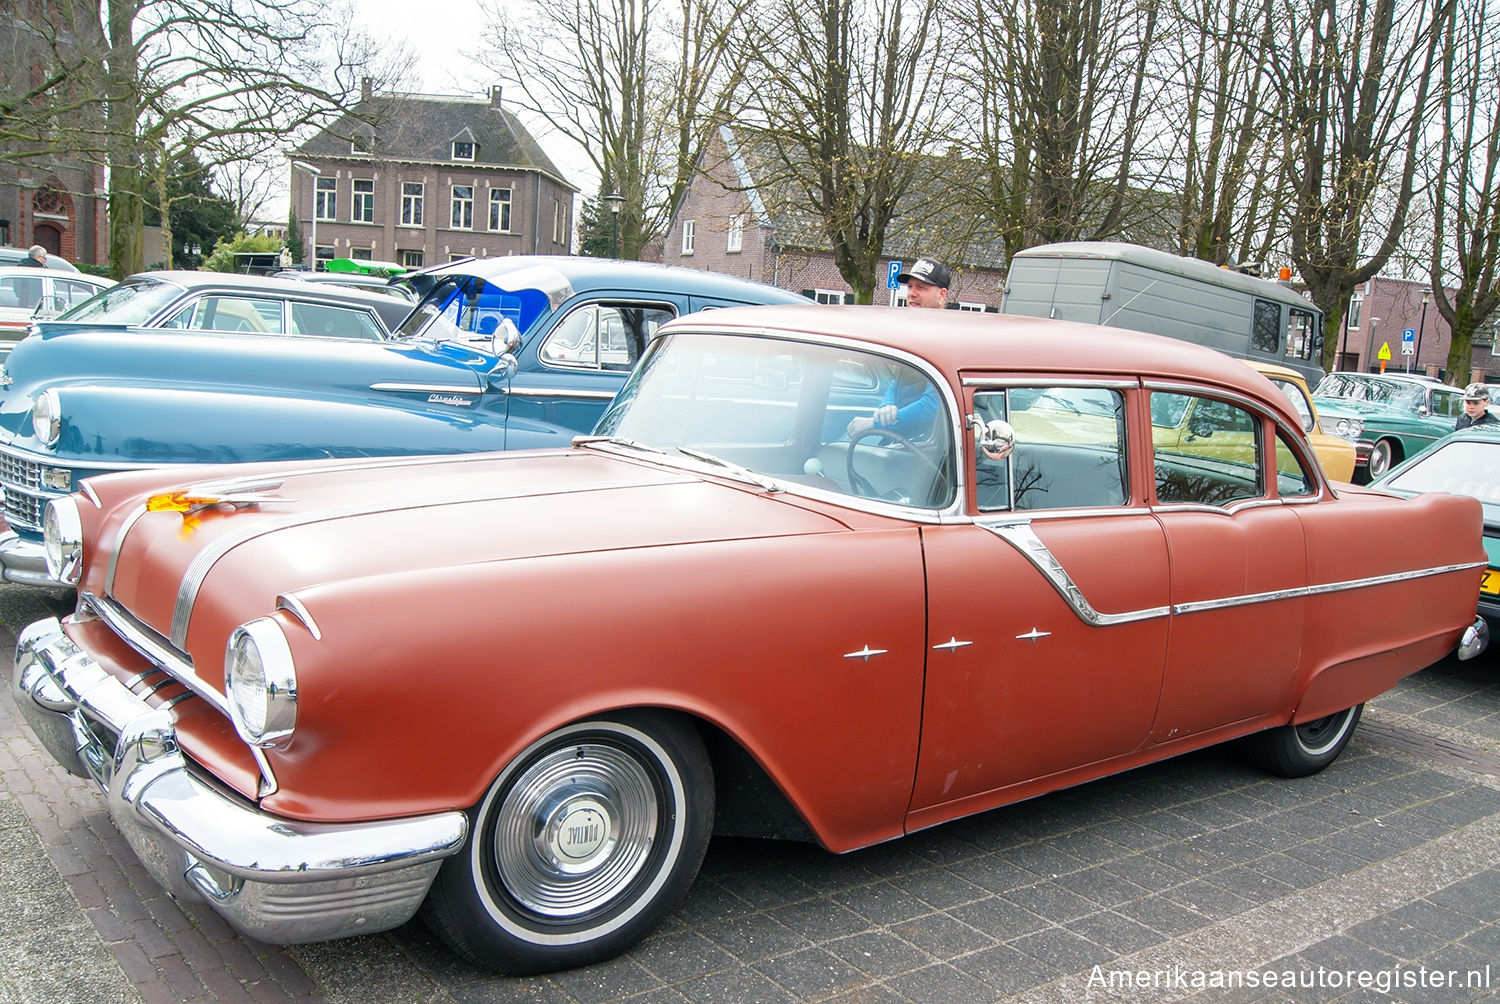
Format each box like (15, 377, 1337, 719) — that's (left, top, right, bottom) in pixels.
(295, 93, 576, 190)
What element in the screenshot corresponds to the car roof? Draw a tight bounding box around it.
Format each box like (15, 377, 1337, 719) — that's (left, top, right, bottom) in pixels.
(0, 266, 110, 283)
(674, 304, 1295, 406)
(409, 255, 808, 303)
(0, 247, 80, 271)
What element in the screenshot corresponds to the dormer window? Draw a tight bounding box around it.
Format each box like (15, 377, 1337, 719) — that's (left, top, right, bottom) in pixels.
(452, 140, 475, 161)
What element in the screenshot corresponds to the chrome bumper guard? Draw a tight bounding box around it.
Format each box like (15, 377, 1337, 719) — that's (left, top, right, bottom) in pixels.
(11, 617, 468, 944)
(1459, 615, 1490, 661)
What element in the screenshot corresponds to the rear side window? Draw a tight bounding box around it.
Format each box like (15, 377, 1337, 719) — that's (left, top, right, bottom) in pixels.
(162, 296, 283, 334)
(1152, 391, 1263, 505)
(540, 303, 674, 372)
(288, 302, 385, 340)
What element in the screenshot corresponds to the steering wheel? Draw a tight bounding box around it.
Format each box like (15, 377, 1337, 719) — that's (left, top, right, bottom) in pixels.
(846, 426, 946, 502)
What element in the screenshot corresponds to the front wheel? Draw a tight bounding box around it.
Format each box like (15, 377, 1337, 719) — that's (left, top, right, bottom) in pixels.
(1239, 704, 1363, 778)
(423, 712, 713, 974)
(1367, 439, 1398, 478)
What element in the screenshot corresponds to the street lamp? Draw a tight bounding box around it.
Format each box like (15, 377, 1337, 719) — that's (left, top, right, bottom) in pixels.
(1368, 317, 1381, 372)
(1415, 289, 1431, 375)
(291, 160, 320, 270)
(602, 192, 624, 259)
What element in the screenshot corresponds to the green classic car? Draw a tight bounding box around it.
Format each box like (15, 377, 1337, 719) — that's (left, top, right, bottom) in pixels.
(1374, 425, 1500, 628)
(1313, 372, 1464, 480)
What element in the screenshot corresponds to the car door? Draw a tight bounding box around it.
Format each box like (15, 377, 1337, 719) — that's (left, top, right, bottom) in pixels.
(1145, 384, 1310, 740)
(506, 297, 679, 441)
(911, 381, 1171, 814)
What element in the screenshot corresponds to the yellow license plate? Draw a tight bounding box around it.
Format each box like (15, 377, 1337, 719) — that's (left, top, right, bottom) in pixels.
(1483, 570, 1500, 596)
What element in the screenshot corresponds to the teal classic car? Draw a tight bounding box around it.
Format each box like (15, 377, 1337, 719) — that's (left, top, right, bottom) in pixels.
(1374, 425, 1500, 627)
(0, 256, 806, 587)
(1313, 372, 1464, 480)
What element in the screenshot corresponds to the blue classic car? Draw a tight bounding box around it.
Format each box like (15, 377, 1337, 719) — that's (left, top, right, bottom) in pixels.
(0, 256, 806, 586)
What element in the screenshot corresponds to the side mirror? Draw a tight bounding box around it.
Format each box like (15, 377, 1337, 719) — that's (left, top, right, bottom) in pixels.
(1417, 405, 1430, 417)
(489, 353, 519, 385)
(968, 414, 1015, 461)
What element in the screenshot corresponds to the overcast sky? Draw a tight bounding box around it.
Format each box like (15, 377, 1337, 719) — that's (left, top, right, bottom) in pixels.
(346, 0, 597, 192)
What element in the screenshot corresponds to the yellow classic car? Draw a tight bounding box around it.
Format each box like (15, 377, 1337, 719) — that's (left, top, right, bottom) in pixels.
(1250, 362, 1357, 483)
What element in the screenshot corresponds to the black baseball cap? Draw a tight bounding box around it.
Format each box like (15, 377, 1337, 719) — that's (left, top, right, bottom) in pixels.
(897, 258, 951, 289)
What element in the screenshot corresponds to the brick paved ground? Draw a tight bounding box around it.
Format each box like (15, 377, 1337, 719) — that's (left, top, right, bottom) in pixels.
(4, 581, 1500, 1003)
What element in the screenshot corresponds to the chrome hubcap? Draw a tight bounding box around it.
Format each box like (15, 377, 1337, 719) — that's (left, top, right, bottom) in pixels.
(493, 741, 658, 919)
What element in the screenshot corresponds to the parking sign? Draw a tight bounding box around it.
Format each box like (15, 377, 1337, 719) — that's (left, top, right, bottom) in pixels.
(1401, 328, 1415, 355)
(887, 261, 902, 290)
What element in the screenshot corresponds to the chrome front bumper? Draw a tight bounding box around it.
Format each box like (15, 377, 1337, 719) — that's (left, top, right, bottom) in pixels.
(11, 617, 468, 944)
(0, 529, 64, 588)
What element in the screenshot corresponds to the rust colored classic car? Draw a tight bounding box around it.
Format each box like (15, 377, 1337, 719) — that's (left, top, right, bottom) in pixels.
(11, 306, 1489, 974)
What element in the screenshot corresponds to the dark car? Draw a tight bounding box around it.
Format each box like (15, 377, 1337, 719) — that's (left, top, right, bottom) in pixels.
(52, 270, 414, 337)
(0, 256, 807, 587)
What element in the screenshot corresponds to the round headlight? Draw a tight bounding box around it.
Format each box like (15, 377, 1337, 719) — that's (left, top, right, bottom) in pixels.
(32, 389, 62, 446)
(225, 618, 298, 748)
(42, 497, 83, 585)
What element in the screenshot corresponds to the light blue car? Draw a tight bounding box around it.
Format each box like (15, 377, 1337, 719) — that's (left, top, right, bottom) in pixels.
(0, 256, 807, 587)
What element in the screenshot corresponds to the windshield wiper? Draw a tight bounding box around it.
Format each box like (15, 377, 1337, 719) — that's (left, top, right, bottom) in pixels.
(572, 434, 665, 454)
(676, 447, 783, 492)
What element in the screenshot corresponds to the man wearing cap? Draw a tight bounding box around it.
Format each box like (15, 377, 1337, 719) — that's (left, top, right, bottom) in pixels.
(1456, 383, 1498, 430)
(897, 257, 951, 309)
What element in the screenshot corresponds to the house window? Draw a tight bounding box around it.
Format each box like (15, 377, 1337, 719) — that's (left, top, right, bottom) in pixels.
(681, 220, 695, 255)
(401, 183, 424, 226)
(352, 179, 374, 223)
(812, 289, 845, 304)
(400, 250, 424, 269)
(350, 248, 373, 260)
(489, 187, 512, 232)
(451, 185, 474, 229)
(314, 245, 334, 271)
(553, 199, 567, 244)
(314, 177, 336, 221)
(726, 213, 743, 253)
(957, 302, 986, 312)
(452, 140, 475, 161)
(1347, 291, 1364, 329)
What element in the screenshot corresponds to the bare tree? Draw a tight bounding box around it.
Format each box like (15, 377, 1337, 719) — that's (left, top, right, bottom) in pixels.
(735, 0, 950, 301)
(1268, 0, 1450, 372)
(1426, 0, 1500, 382)
(1160, 0, 1289, 267)
(955, 0, 1168, 265)
(472, 0, 754, 258)
(6, 0, 394, 276)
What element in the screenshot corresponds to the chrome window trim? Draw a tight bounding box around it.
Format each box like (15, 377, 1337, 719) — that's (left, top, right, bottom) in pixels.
(963, 376, 1139, 390)
(79, 591, 227, 714)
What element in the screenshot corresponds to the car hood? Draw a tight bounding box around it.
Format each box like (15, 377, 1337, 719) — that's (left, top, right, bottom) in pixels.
(0, 326, 504, 458)
(95, 448, 850, 659)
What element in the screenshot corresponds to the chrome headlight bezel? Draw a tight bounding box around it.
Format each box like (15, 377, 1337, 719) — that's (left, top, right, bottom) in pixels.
(1320, 415, 1364, 440)
(32, 389, 62, 445)
(42, 497, 83, 585)
(225, 618, 298, 749)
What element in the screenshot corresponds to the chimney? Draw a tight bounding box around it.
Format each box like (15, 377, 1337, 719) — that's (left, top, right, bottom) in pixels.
(361, 76, 373, 101)
(490, 85, 503, 110)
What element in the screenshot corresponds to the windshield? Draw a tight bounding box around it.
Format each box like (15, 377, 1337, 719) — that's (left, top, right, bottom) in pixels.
(393, 274, 555, 342)
(1384, 439, 1500, 505)
(594, 331, 956, 508)
(1315, 374, 1427, 413)
(56, 277, 183, 325)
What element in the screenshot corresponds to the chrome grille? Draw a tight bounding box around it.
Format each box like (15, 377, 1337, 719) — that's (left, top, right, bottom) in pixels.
(0, 449, 57, 531)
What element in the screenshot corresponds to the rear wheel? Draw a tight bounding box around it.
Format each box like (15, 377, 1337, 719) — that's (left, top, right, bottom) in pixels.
(1239, 704, 1363, 778)
(423, 712, 713, 974)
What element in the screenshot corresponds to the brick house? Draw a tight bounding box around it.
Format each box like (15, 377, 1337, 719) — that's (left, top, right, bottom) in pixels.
(661, 126, 1007, 309)
(1333, 277, 1498, 384)
(0, 1, 109, 265)
(289, 82, 577, 271)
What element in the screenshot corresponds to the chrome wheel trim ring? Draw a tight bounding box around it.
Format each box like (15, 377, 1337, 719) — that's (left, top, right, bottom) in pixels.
(491, 740, 660, 919)
(1293, 707, 1354, 757)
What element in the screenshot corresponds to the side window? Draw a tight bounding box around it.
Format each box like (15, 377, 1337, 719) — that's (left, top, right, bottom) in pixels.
(1287, 308, 1319, 361)
(0, 275, 43, 309)
(974, 387, 1128, 512)
(1432, 390, 1461, 419)
(287, 302, 384, 340)
(539, 303, 674, 371)
(1251, 298, 1281, 353)
(1152, 391, 1263, 505)
(1270, 377, 1314, 433)
(57, 279, 101, 310)
(161, 296, 284, 333)
(1274, 431, 1315, 497)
